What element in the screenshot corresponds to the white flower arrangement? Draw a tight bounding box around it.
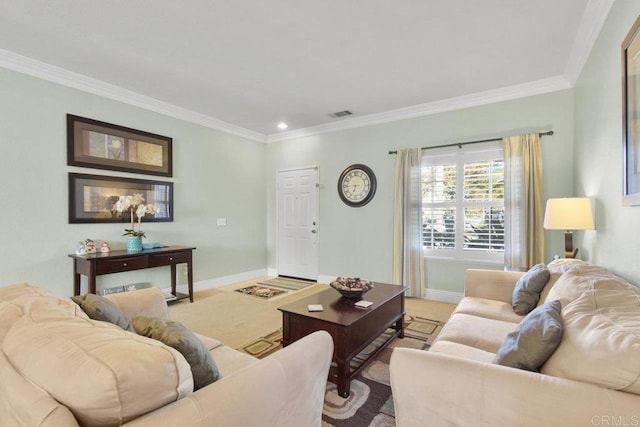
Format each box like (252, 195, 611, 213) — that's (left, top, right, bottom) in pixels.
(112, 193, 159, 238)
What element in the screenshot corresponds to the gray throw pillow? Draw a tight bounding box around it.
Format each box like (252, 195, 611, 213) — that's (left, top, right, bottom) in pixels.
(494, 300, 563, 371)
(72, 293, 134, 332)
(133, 316, 221, 390)
(512, 263, 551, 315)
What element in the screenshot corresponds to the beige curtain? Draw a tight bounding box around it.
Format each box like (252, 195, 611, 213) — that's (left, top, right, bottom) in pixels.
(503, 133, 545, 270)
(393, 149, 425, 297)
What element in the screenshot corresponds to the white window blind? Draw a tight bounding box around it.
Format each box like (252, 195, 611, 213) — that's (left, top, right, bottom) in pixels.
(422, 148, 504, 262)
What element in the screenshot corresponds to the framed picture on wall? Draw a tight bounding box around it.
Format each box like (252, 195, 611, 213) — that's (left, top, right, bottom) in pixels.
(67, 114, 173, 177)
(622, 15, 640, 206)
(68, 173, 173, 224)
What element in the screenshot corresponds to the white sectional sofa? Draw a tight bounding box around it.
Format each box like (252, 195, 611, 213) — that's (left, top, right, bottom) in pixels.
(390, 259, 640, 426)
(0, 283, 333, 427)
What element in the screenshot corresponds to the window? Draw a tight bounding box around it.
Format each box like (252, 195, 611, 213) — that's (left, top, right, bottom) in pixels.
(422, 147, 504, 262)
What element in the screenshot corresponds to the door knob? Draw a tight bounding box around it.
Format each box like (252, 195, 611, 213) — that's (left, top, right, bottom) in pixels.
(311, 229, 317, 234)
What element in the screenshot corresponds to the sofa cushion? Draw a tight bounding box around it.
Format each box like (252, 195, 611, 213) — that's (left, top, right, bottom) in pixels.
(435, 313, 518, 353)
(512, 264, 550, 315)
(72, 293, 134, 332)
(544, 265, 635, 307)
(133, 316, 221, 390)
(537, 272, 561, 308)
(541, 288, 640, 394)
(494, 300, 563, 371)
(429, 340, 496, 364)
(546, 258, 588, 274)
(105, 287, 169, 321)
(453, 297, 524, 323)
(0, 301, 23, 341)
(0, 282, 49, 301)
(210, 345, 259, 376)
(3, 313, 193, 427)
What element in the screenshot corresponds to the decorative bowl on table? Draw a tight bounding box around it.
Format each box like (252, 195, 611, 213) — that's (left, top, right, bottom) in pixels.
(330, 277, 374, 299)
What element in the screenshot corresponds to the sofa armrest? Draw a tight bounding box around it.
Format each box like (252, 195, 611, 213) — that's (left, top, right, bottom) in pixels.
(389, 348, 639, 427)
(464, 269, 524, 303)
(105, 287, 169, 321)
(125, 331, 333, 427)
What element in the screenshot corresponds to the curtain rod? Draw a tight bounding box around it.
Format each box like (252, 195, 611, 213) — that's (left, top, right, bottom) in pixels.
(387, 131, 554, 155)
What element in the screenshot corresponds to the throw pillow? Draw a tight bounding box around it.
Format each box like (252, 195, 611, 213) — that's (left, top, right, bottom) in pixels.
(72, 293, 134, 332)
(512, 263, 551, 315)
(133, 316, 221, 390)
(494, 300, 563, 371)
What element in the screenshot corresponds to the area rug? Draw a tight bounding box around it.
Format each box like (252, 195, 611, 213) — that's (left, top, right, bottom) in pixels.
(235, 316, 445, 427)
(257, 276, 316, 291)
(234, 285, 287, 299)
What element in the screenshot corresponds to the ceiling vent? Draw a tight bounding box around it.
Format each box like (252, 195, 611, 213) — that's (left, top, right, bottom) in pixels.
(329, 110, 353, 118)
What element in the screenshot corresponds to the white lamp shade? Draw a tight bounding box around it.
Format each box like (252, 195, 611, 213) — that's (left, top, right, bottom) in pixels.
(543, 198, 594, 230)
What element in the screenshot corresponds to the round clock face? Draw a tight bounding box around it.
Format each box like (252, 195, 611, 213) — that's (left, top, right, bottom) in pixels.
(338, 164, 377, 207)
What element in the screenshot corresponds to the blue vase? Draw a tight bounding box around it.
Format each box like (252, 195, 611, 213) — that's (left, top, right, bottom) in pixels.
(126, 236, 142, 252)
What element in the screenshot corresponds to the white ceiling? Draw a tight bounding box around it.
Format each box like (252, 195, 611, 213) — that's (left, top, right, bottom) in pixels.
(0, 1, 613, 142)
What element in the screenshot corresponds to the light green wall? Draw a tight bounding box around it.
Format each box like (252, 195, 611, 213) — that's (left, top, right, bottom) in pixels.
(574, 0, 640, 284)
(266, 90, 575, 294)
(0, 68, 267, 297)
(2, 37, 595, 298)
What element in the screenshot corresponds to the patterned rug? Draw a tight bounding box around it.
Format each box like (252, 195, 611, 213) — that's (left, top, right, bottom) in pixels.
(257, 277, 315, 291)
(236, 315, 444, 426)
(234, 285, 287, 299)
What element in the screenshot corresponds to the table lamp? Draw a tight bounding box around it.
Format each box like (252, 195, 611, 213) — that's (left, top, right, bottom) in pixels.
(543, 198, 594, 258)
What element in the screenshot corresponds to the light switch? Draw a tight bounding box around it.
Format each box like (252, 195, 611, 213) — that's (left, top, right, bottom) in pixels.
(216, 218, 227, 226)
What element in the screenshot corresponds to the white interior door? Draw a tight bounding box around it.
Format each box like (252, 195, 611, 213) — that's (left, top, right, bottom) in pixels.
(277, 167, 319, 280)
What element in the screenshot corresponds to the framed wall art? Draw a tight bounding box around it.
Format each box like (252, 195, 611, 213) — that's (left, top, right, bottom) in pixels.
(68, 173, 173, 224)
(622, 15, 640, 206)
(67, 114, 173, 177)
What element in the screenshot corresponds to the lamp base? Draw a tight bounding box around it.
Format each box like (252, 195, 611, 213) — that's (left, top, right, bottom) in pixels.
(564, 231, 578, 258)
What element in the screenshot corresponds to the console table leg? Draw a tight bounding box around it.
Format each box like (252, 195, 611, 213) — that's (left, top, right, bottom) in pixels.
(170, 264, 177, 296)
(187, 259, 194, 303)
(88, 261, 96, 295)
(73, 259, 81, 296)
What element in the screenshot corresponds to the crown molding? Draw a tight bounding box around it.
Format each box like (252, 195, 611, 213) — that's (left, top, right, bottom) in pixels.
(0, 49, 266, 142)
(0, 47, 578, 145)
(266, 76, 572, 143)
(563, 0, 614, 85)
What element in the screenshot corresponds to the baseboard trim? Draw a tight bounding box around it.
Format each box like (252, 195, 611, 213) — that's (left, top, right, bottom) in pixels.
(422, 289, 464, 304)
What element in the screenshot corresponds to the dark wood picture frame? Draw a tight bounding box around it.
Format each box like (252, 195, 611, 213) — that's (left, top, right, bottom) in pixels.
(622, 15, 640, 206)
(67, 114, 173, 177)
(68, 173, 173, 224)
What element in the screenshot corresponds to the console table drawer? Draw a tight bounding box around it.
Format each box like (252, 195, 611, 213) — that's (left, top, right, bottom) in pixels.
(95, 257, 148, 274)
(148, 252, 190, 267)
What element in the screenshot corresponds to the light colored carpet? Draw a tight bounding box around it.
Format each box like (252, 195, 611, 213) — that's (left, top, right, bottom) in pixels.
(169, 278, 455, 351)
(168, 277, 327, 348)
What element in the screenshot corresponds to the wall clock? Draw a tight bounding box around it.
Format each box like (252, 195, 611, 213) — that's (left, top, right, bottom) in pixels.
(337, 164, 377, 207)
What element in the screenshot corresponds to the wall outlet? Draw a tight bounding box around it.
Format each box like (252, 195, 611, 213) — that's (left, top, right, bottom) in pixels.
(216, 218, 227, 226)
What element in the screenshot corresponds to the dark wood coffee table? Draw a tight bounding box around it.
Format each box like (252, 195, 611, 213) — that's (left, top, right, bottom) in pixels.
(278, 282, 406, 397)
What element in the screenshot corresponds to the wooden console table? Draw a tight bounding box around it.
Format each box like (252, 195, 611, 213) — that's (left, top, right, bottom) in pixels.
(69, 246, 196, 302)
